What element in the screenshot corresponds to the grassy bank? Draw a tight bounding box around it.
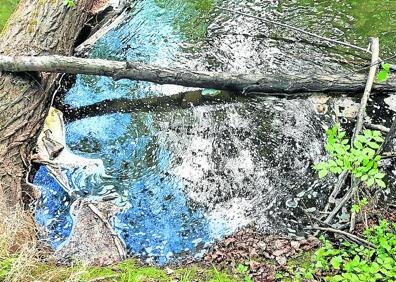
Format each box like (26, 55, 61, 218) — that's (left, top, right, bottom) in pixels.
(0, 0, 19, 31)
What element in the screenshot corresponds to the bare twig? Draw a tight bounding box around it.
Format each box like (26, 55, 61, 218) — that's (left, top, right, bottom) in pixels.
(323, 171, 348, 213)
(363, 122, 390, 133)
(324, 38, 380, 227)
(306, 226, 376, 249)
(351, 38, 380, 142)
(324, 187, 357, 224)
(381, 151, 396, 159)
(379, 117, 396, 154)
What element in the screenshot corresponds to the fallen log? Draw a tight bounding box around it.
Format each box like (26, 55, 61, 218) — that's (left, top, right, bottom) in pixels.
(1, 55, 396, 94)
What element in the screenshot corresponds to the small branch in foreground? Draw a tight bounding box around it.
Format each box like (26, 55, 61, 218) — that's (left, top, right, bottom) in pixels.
(323, 38, 380, 228)
(306, 226, 376, 249)
(363, 122, 390, 133)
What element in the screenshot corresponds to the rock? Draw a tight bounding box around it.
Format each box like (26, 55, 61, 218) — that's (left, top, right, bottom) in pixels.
(276, 256, 287, 266)
(290, 241, 301, 250)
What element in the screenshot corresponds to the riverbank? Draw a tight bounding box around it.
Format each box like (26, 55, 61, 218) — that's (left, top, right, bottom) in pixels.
(0, 0, 19, 31)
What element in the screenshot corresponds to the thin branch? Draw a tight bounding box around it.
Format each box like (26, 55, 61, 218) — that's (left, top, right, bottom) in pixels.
(351, 38, 380, 141)
(306, 226, 376, 249)
(324, 38, 380, 226)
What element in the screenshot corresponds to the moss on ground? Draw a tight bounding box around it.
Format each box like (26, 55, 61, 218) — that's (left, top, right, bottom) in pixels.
(1, 257, 245, 281)
(0, 0, 19, 31)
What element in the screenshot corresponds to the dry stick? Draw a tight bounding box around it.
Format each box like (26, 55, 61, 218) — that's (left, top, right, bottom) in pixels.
(323, 171, 348, 213)
(323, 38, 380, 227)
(381, 151, 396, 159)
(379, 117, 396, 154)
(218, 7, 369, 54)
(310, 216, 367, 246)
(306, 226, 376, 249)
(351, 38, 380, 141)
(363, 122, 390, 133)
(349, 38, 380, 232)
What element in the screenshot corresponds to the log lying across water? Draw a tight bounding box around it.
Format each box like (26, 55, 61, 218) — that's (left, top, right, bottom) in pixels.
(1, 55, 396, 95)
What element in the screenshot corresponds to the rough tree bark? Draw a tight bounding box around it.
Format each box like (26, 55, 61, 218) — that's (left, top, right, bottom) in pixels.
(0, 0, 96, 206)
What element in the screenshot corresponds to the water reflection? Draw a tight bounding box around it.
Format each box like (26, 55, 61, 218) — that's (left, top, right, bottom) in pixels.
(34, 0, 396, 264)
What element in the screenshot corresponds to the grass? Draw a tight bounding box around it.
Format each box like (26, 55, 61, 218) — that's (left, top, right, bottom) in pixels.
(0, 0, 19, 31)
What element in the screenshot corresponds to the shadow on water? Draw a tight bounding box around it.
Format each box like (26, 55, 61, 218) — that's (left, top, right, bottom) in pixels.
(34, 0, 396, 264)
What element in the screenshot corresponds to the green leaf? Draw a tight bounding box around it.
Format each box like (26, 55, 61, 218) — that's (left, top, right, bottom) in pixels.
(367, 177, 375, 187)
(382, 63, 391, 71)
(319, 169, 328, 178)
(368, 142, 380, 149)
(376, 179, 386, 188)
(330, 256, 343, 269)
(357, 135, 368, 143)
(363, 130, 373, 138)
(341, 139, 349, 145)
(377, 69, 390, 82)
(237, 264, 248, 273)
(313, 162, 327, 170)
(63, 0, 76, 7)
(328, 160, 336, 167)
(354, 140, 363, 149)
(351, 205, 360, 213)
(375, 173, 385, 179)
(332, 275, 344, 282)
(373, 136, 384, 142)
(325, 144, 334, 152)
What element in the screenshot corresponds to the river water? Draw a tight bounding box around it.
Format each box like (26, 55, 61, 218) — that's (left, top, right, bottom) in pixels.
(33, 0, 396, 264)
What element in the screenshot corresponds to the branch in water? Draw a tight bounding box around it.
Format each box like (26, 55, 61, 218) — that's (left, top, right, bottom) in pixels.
(1, 55, 396, 95)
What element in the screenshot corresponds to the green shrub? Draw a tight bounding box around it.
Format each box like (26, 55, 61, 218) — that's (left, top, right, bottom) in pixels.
(313, 124, 385, 188)
(296, 220, 396, 281)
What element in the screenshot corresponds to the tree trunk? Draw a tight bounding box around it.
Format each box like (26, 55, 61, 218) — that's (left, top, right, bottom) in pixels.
(1, 55, 396, 94)
(0, 0, 95, 207)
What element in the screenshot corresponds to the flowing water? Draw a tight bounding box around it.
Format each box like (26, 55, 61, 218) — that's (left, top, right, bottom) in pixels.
(33, 0, 396, 264)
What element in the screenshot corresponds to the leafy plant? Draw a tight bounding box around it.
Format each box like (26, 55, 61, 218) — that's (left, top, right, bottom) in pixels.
(377, 63, 391, 82)
(0, 258, 15, 280)
(295, 220, 396, 281)
(63, 0, 76, 8)
(351, 197, 368, 213)
(236, 264, 253, 282)
(313, 124, 385, 188)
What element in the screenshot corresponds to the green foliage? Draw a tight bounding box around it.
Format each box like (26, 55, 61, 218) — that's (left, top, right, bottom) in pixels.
(0, 0, 19, 32)
(377, 63, 391, 82)
(296, 220, 396, 281)
(236, 264, 253, 282)
(0, 257, 15, 280)
(351, 197, 368, 213)
(63, 0, 76, 8)
(313, 124, 385, 188)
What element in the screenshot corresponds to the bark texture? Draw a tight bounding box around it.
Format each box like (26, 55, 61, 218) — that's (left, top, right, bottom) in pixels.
(1, 55, 396, 95)
(0, 0, 95, 206)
